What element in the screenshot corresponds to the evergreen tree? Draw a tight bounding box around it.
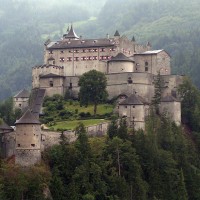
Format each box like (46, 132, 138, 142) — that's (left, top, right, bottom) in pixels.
(152, 72, 164, 114)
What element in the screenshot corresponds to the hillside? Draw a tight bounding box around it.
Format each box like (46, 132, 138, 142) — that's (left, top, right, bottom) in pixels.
(1, 0, 200, 99)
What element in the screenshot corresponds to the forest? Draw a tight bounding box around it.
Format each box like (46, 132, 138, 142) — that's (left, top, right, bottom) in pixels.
(1, 0, 200, 99)
(0, 75, 200, 199)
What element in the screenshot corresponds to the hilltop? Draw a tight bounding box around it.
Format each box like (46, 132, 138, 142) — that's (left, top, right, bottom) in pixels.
(1, 0, 200, 100)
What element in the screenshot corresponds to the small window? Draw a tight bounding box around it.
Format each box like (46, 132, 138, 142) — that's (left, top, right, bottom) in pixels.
(50, 80, 53, 87)
(19, 104, 21, 107)
(145, 61, 148, 66)
(145, 66, 148, 71)
(69, 83, 72, 89)
(60, 57, 64, 62)
(31, 144, 35, 147)
(124, 106, 127, 108)
(18, 144, 20, 147)
(60, 50, 64, 53)
(133, 106, 135, 108)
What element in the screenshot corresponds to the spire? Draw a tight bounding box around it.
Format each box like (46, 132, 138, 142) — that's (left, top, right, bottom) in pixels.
(63, 23, 79, 40)
(147, 41, 151, 47)
(132, 36, 135, 42)
(114, 30, 120, 37)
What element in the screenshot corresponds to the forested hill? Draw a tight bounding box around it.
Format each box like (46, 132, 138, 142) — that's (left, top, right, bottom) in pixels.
(1, 0, 200, 100)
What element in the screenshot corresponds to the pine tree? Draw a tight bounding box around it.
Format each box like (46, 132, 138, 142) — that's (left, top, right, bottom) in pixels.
(152, 72, 164, 114)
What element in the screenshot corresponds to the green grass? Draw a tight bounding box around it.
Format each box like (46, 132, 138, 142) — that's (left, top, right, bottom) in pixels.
(52, 119, 108, 130)
(64, 102, 114, 115)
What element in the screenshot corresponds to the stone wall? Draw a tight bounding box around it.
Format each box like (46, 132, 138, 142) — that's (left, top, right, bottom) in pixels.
(108, 61, 134, 74)
(16, 124, 41, 149)
(32, 65, 64, 88)
(134, 51, 170, 75)
(159, 101, 181, 125)
(13, 97, 29, 110)
(39, 77, 65, 96)
(118, 104, 146, 130)
(15, 149, 41, 166)
(1, 131, 15, 158)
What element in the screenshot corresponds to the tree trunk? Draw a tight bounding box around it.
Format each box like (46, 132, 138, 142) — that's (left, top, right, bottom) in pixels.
(94, 103, 97, 116)
(117, 147, 121, 176)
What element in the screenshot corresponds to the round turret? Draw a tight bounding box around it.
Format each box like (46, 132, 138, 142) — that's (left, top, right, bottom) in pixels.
(15, 110, 41, 166)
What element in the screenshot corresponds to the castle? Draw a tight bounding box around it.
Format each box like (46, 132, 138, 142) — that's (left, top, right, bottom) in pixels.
(7, 25, 183, 166)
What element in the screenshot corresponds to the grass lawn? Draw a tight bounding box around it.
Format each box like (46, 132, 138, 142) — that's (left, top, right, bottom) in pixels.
(64, 102, 114, 115)
(52, 119, 109, 130)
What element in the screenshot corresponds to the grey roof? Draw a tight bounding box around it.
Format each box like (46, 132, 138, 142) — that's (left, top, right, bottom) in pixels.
(14, 89, 29, 98)
(15, 109, 40, 125)
(135, 49, 170, 56)
(48, 38, 115, 50)
(30, 89, 46, 119)
(114, 30, 120, 36)
(63, 25, 79, 39)
(0, 121, 13, 131)
(109, 53, 134, 62)
(40, 73, 65, 78)
(161, 95, 180, 102)
(119, 94, 143, 105)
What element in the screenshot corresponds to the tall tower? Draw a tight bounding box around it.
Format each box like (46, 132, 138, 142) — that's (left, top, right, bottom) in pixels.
(15, 109, 41, 166)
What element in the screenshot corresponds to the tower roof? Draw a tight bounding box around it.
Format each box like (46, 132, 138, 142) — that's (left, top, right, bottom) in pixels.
(109, 53, 134, 62)
(15, 109, 40, 125)
(0, 121, 13, 131)
(114, 30, 120, 37)
(63, 24, 79, 40)
(14, 89, 29, 98)
(119, 94, 144, 105)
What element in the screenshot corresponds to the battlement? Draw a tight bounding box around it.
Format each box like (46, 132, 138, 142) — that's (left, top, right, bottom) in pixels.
(33, 64, 64, 70)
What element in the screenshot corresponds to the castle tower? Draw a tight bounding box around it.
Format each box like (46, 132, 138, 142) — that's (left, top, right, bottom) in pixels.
(13, 89, 30, 111)
(15, 110, 41, 166)
(63, 24, 79, 40)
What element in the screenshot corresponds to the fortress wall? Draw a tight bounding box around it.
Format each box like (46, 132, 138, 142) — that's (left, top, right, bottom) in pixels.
(117, 36, 136, 56)
(15, 149, 41, 166)
(41, 131, 62, 151)
(74, 60, 107, 76)
(160, 102, 181, 125)
(106, 72, 153, 85)
(106, 83, 154, 100)
(119, 104, 145, 122)
(63, 72, 154, 100)
(32, 66, 64, 88)
(162, 75, 184, 96)
(108, 61, 134, 73)
(1, 132, 15, 158)
(134, 51, 170, 75)
(86, 122, 109, 137)
(134, 44, 149, 54)
(39, 77, 64, 96)
(134, 54, 157, 73)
